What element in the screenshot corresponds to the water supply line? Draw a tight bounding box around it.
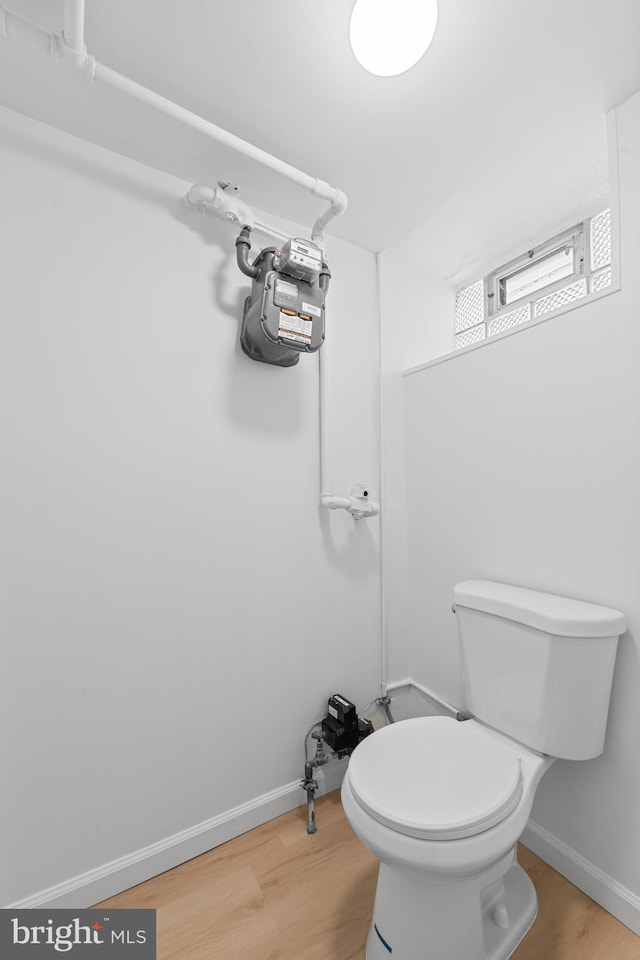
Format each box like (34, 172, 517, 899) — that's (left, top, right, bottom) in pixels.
(0, 0, 348, 246)
(377, 696, 395, 725)
(302, 723, 335, 835)
(384, 678, 467, 720)
(300, 695, 393, 835)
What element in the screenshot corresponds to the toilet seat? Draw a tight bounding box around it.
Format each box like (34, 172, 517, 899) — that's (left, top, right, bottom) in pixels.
(347, 716, 523, 841)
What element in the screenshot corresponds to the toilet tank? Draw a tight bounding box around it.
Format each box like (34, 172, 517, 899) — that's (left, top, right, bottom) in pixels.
(454, 581, 626, 760)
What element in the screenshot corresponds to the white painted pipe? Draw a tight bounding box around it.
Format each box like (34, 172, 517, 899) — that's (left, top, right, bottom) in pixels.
(319, 338, 380, 518)
(4, 0, 359, 510)
(376, 251, 386, 691)
(319, 347, 332, 500)
(321, 495, 351, 511)
(253, 220, 290, 245)
(311, 189, 348, 245)
(97, 63, 323, 191)
(0, 1, 91, 69)
(63, 0, 86, 54)
(0, 0, 348, 242)
(384, 679, 462, 717)
(184, 184, 289, 243)
(0, 4, 58, 57)
(184, 184, 217, 210)
(92, 59, 347, 242)
(184, 182, 255, 228)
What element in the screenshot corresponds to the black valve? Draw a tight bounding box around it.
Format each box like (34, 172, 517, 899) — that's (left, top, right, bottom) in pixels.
(321, 694, 373, 757)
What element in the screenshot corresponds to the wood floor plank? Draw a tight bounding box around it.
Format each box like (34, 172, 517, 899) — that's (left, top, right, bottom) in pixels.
(513, 846, 639, 960)
(156, 866, 278, 960)
(96, 792, 640, 960)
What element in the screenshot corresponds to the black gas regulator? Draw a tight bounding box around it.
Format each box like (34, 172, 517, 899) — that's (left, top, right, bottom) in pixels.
(302, 694, 375, 835)
(321, 694, 374, 755)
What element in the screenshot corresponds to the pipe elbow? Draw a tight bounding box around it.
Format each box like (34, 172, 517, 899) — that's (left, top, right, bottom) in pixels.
(311, 187, 348, 245)
(330, 188, 349, 217)
(60, 32, 85, 57)
(235, 227, 259, 279)
(321, 491, 380, 519)
(57, 34, 95, 77)
(184, 183, 217, 211)
(321, 494, 351, 511)
(311, 179, 348, 212)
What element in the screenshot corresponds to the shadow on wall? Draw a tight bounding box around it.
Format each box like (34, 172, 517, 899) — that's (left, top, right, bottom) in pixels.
(0, 115, 174, 209)
(171, 198, 246, 330)
(172, 199, 307, 435)
(3, 111, 308, 438)
(178, 206, 381, 568)
(225, 332, 306, 434)
(319, 505, 379, 579)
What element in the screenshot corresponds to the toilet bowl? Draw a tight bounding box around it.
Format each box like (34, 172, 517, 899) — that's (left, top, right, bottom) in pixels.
(342, 717, 554, 960)
(342, 580, 626, 960)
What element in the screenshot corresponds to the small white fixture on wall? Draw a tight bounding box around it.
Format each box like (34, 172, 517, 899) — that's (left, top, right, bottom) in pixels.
(349, 0, 438, 77)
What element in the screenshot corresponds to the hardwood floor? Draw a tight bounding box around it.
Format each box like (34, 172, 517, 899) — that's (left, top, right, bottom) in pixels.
(96, 792, 639, 959)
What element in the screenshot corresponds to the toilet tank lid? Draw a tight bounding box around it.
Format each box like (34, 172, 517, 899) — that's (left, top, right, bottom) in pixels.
(453, 580, 626, 638)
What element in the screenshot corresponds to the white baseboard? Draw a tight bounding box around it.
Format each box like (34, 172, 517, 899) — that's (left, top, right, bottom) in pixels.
(521, 820, 640, 937)
(6, 761, 347, 910)
(12, 684, 640, 941)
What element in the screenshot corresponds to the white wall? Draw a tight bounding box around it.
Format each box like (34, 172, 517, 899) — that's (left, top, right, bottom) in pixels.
(378, 259, 454, 683)
(382, 88, 640, 930)
(0, 105, 381, 906)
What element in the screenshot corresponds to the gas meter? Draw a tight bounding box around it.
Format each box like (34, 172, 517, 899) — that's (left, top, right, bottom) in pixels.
(235, 228, 330, 367)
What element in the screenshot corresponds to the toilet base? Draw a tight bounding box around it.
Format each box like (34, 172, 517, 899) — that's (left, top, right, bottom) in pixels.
(482, 863, 538, 960)
(365, 859, 537, 960)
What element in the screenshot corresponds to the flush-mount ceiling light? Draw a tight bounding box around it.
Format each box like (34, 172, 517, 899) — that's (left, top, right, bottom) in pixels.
(349, 0, 438, 77)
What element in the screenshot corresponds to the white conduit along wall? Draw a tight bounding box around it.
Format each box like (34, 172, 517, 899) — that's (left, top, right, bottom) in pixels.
(0, 0, 347, 241)
(0, 0, 379, 520)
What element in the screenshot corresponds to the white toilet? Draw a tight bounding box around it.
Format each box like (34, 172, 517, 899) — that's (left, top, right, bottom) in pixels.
(342, 580, 626, 960)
